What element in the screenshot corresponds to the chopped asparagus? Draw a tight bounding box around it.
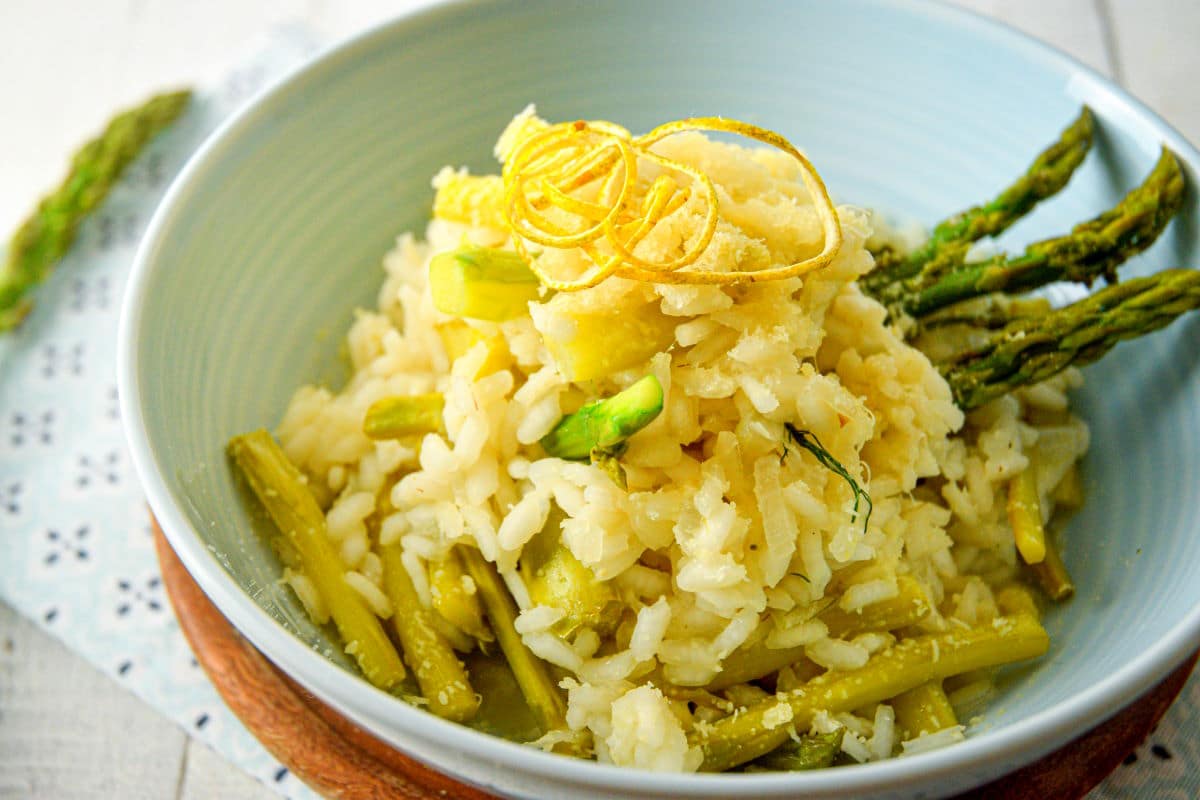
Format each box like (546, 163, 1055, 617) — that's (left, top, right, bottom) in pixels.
(540, 375, 664, 461)
(542, 305, 678, 382)
(865, 107, 1094, 293)
(1030, 534, 1076, 602)
(1, 89, 192, 331)
(995, 584, 1042, 620)
(462, 651, 544, 742)
(873, 148, 1185, 319)
(227, 430, 407, 690)
(940, 269, 1200, 410)
(1007, 468, 1047, 565)
(429, 244, 541, 321)
(691, 615, 1049, 772)
(429, 548, 494, 648)
(892, 681, 958, 738)
(457, 546, 571, 738)
(379, 543, 480, 721)
(749, 730, 844, 771)
(700, 575, 931, 691)
(362, 393, 445, 439)
(519, 504, 622, 636)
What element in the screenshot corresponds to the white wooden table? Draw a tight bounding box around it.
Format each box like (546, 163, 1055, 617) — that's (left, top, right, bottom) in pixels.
(1, 1, 1196, 797)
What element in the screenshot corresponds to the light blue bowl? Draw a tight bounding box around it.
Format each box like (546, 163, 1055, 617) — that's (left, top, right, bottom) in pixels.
(119, 1, 1200, 797)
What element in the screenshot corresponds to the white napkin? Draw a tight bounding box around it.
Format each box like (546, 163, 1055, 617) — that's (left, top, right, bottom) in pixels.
(0, 25, 323, 800)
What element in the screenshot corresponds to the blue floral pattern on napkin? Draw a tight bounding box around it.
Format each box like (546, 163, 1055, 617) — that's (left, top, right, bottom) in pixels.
(0, 27, 321, 800)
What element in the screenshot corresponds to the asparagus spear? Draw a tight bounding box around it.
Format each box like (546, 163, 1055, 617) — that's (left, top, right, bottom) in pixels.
(379, 543, 480, 722)
(864, 107, 1094, 293)
(429, 548, 495, 648)
(1007, 468, 1047, 565)
(519, 504, 622, 636)
(873, 148, 1185, 319)
(692, 615, 1049, 771)
(429, 244, 542, 321)
(892, 681, 958, 739)
(1, 89, 192, 331)
(540, 375, 664, 460)
(457, 545, 572, 738)
(699, 574, 931, 691)
(748, 730, 844, 771)
(1031, 534, 1076, 602)
(227, 430, 408, 691)
(363, 393, 445, 439)
(940, 268, 1200, 410)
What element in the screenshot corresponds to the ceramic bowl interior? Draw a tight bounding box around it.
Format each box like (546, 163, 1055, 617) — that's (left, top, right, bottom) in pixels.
(120, 1, 1200, 797)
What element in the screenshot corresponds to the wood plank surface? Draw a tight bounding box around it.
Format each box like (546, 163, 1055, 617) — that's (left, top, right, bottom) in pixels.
(0, 604, 190, 799)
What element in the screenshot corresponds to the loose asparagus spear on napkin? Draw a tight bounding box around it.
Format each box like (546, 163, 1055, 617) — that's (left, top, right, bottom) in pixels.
(0, 89, 192, 331)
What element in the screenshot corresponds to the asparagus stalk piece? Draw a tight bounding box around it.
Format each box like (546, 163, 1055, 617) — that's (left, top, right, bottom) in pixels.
(1007, 468, 1047, 565)
(865, 107, 1094, 292)
(940, 268, 1200, 410)
(540, 375, 664, 460)
(748, 730, 844, 771)
(457, 546, 572, 738)
(429, 244, 542, 321)
(698, 574, 931, 691)
(1031, 535, 1076, 602)
(227, 430, 407, 690)
(892, 681, 958, 739)
(996, 584, 1042, 619)
(874, 148, 1185, 319)
(379, 543, 480, 721)
(363, 393, 445, 439)
(1, 89, 192, 331)
(429, 548, 495, 648)
(519, 504, 622, 636)
(691, 615, 1049, 772)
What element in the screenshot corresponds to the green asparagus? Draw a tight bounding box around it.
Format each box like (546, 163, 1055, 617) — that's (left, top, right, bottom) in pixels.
(519, 504, 622, 636)
(227, 430, 408, 690)
(457, 545, 573, 740)
(892, 681, 958, 738)
(748, 730, 844, 772)
(1030, 533, 1076, 602)
(363, 393, 445, 439)
(428, 549, 495, 648)
(429, 244, 542, 321)
(691, 615, 1049, 772)
(379, 543, 480, 722)
(940, 268, 1200, 410)
(540, 375, 663, 461)
(873, 148, 1184, 319)
(1, 89, 192, 331)
(865, 107, 1094, 292)
(700, 575, 930, 691)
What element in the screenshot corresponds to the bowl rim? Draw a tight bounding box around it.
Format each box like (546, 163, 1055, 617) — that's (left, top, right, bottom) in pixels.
(119, 0, 1200, 795)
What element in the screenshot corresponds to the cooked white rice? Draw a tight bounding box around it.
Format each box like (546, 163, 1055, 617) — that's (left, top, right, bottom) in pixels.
(273, 108, 1089, 770)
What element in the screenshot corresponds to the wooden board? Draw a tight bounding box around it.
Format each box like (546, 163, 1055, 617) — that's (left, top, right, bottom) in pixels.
(154, 524, 1197, 800)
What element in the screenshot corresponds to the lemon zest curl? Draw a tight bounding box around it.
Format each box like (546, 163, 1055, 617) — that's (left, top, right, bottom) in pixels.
(501, 117, 843, 291)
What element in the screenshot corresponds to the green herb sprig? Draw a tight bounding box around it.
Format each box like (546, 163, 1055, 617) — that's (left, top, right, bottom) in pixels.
(784, 423, 873, 533)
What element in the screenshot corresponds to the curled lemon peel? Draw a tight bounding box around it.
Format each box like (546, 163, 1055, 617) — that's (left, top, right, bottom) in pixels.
(501, 116, 844, 291)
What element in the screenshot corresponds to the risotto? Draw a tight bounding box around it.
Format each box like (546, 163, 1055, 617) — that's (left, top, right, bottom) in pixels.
(229, 108, 1090, 772)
